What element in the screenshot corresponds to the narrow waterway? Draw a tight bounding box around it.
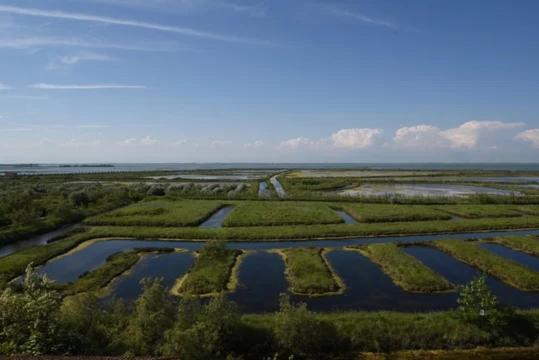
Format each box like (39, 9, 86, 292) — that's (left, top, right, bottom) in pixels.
(270, 175, 286, 198)
(199, 206, 234, 228)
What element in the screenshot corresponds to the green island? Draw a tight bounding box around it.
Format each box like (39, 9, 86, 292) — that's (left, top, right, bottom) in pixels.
(349, 243, 455, 292)
(276, 248, 344, 296)
(432, 239, 539, 291)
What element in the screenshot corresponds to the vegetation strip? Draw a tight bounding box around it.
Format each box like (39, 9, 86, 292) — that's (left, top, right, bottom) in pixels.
(486, 236, 539, 257)
(276, 248, 344, 296)
(432, 239, 539, 291)
(341, 204, 452, 223)
(349, 243, 454, 292)
(222, 201, 344, 227)
(172, 241, 242, 296)
(435, 205, 523, 219)
(85, 199, 227, 227)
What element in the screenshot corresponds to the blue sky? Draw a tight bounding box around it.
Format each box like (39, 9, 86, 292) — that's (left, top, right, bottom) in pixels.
(0, 0, 538, 163)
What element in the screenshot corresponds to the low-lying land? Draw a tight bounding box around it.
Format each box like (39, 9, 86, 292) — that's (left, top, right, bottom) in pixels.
(435, 205, 523, 219)
(172, 241, 241, 296)
(341, 204, 452, 223)
(432, 239, 539, 291)
(349, 244, 454, 292)
(85, 199, 226, 227)
(276, 248, 343, 296)
(486, 236, 539, 256)
(223, 201, 343, 227)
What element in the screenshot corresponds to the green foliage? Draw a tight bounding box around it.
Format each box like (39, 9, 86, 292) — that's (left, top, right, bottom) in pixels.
(69, 191, 90, 208)
(86, 199, 226, 227)
(124, 278, 176, 355)
(223, 201, 344, 227)
(355, 244, 454, 292)
(0, 265, 66, 355)
(342, 204, 452, 223)
(273, 294, 340, 359)
(436, 205, 522, 219)
(433, 240, 539, 291)
(161, 295, 244, 359)
(179, 241, 241, 295)
(280, 248, 342, 295)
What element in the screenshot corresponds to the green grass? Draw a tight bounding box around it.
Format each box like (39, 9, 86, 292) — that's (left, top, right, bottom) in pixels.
(222, 201, 344, 227)
(0, 230, 90, 288)
(432, 239, 539, 291)
(175, 242, 241, 296)
(350, 244, 454, 292)
(516, 205, 539, 215)
(243, 309, 539, 353)
(342, 204, 452, 223)
(278, 248, 343, 295)
(486, 236, 539, 257)
(358, 347, 539, 359)
(435, 205, 523, 219)
(85, 199, 226, 227)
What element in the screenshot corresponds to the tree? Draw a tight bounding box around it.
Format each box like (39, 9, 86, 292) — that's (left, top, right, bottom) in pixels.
(457, 275, 513, 332)
(272, 294, 339, 359)
(0, 265, 67, 355)
(161, 295, 244, 360)
(69, 191, 90, 208)
(123, 278, 176, 355)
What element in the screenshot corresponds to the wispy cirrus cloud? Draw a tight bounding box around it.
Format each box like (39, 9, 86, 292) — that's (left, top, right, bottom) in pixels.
(0, 82, 11, 90)
(30, 83, 147, 90)
(0, 5, 270, 45)
(319, 4, 396, 29)
(0, 36, 180, 52)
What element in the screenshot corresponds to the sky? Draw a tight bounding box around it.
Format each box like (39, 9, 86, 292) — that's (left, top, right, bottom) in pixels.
(0, 0, 538, 163)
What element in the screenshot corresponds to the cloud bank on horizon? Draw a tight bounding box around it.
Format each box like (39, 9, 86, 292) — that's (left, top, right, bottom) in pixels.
(0, 0, 538, 163)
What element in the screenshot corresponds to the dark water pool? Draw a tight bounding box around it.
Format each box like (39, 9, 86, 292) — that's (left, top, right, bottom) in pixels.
(479, 243, 539, 272)
(403, 246, 539, 308)
(107, 251, 194, 301)
(199, 206, 234, 228)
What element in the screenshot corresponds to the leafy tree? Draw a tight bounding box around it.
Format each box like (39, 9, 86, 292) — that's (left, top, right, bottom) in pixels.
(147, 185, 166, 196)
(0, 265, 67, 355)
(69, 191, 90, 208)
(123, 278, 176, 355)
(457, 275, 514, 332)
(161, 295, 244, 360)
(273, 294, 340, 359)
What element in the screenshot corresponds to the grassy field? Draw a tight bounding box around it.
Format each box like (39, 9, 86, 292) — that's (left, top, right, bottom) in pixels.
(486, 236, 539, 256)
(277, 248, 343, 295)
(350, 244, 454, 292)
(358, 347, 539, 360)
(85, 199, 226, 227)
(432, 239, 539, 291)
(516, 205, 539, 215)
(435, 205, 523, 218)
(341, 204, 452, 223)
(173, 241, 241, 296)
(222, 201, 343, 227)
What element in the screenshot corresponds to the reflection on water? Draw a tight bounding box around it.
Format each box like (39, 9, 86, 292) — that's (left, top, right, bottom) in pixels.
(334, 210, 358, 224)
(270, 176, 287, 198)
(108, 252, 194, 301)
(258, 182, 270, 198)
(199, 206, 234, 228)
(338, 183, 520, 197)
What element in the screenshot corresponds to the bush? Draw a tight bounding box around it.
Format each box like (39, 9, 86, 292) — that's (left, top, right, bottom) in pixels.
(69, 191, 90, 208)
(273, 294, 341, 359)
(147, 185, 166, 196)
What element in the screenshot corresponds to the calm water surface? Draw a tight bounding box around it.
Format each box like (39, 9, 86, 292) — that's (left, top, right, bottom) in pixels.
(334, 210, 358, 224)
(199, 206, 234, 228)
(479, 243, 539, 272)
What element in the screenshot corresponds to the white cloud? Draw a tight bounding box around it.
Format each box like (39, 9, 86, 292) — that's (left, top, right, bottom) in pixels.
(210, 140, 233, 148)
(279, 137, 321, 149)
(58, 52, 119, 65)
(517, 129, 539, 148)
(331, 128, 382, 149)
(244, 140, 264, 148)
(0, 82, 11, 90)
(321, 5, 395, 29)
(119, 136, 159, 146)
(0, 5, 269, 45)
(394, 121, 525, 149)
(0, 36, 178, 52)
(30, 83, 147, 90)
(120, 137, 138, 146)
(140, 136, 159, 145)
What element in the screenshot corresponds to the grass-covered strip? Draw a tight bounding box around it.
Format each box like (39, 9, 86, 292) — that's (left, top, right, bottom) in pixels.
(516, 205, 539, 215)
(341, 204, 452, 223)
(172, 241, 241, 296)
(243, 309, 539, 354)
(435, 205, 522, 219)
(222, 201, 343, 227)
(277, 248, 343, 296)
(0, 230, 91, 288)
(84, 214, 539, 241)
(486, 236, 539, 257)
(349, 244, 454, 292)
(85, 199, 226, 227)
(432, 239, 539, 291)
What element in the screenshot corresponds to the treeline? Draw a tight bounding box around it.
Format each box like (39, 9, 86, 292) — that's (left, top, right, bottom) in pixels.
(0, 182, 146, 246)
(1, 268, 538, 359)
